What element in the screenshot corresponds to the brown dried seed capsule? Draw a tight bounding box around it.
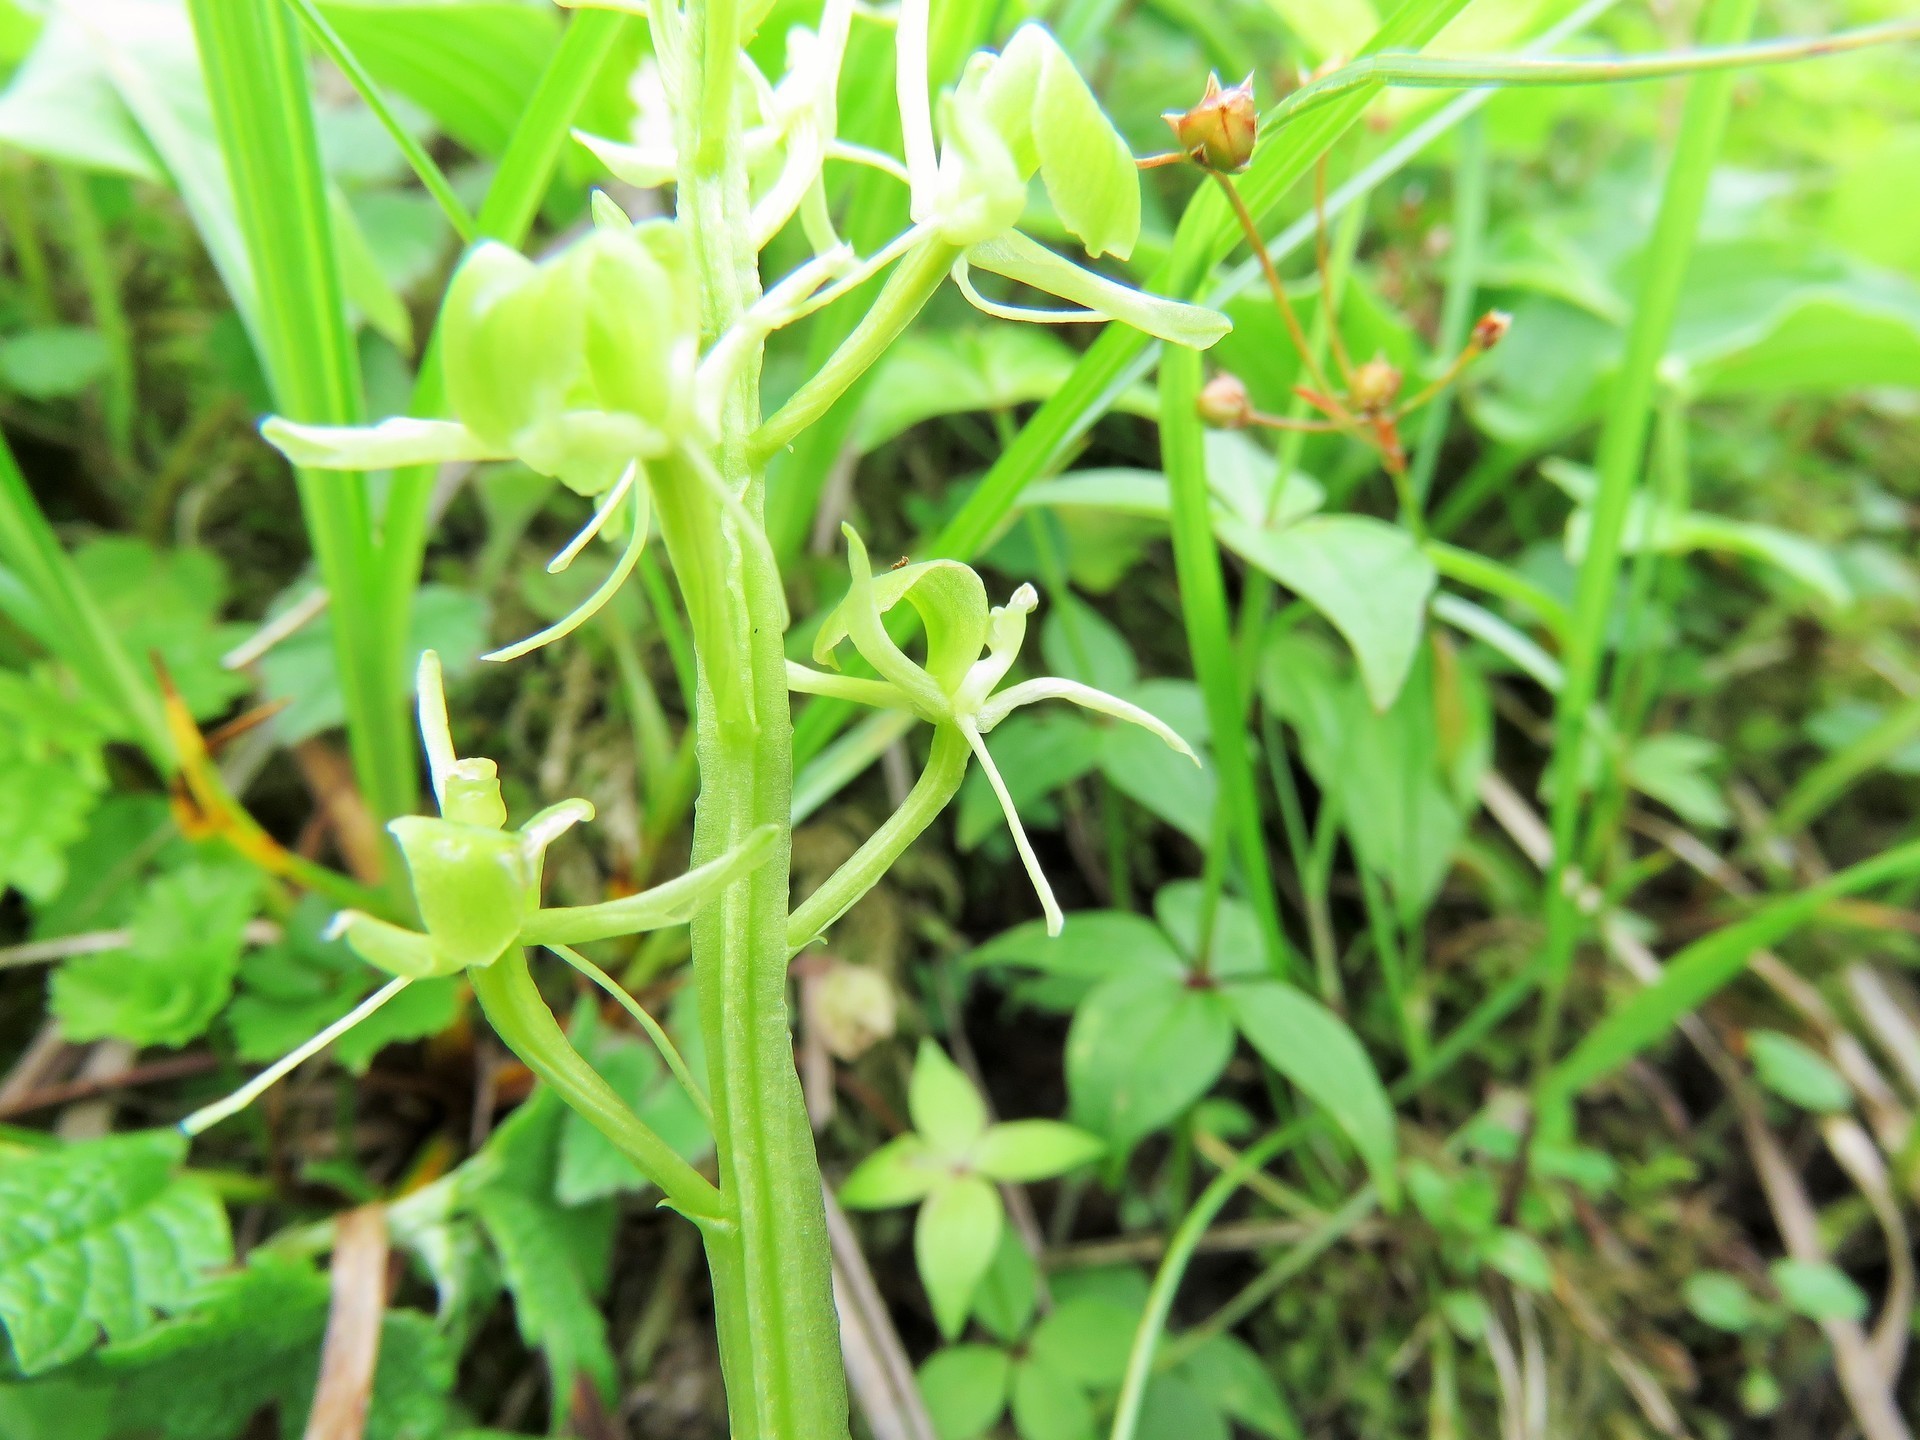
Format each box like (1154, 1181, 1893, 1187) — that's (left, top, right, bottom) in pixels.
(1197, 371, 1254, 428)
(1350, 356, 1403, 415)
(1162, 72, 1258, 174)
(1471, 309, 1512, 352)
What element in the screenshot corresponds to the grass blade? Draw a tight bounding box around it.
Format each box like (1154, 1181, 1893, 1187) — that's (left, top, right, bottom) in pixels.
(185, 0, 416, 832)
(1532, 0, 1761, 1071)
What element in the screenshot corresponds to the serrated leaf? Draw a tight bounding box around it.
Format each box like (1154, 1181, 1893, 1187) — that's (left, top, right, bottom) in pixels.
(228, 897, 459, 1073)
(1225, 980, 1399, 1205)
(53, 860, 262, 1047)
(555, 1034, 711, 1205)
(69, 538, 250, 722)
(466, 1092, 617, 1424)
(94, 1252, 457, 1440)
(0, 1132, 230, 1373)
(918, 1343, 1011, 1440)
(915, 1176, 1003, 1340)
(0, 670, 108, 902)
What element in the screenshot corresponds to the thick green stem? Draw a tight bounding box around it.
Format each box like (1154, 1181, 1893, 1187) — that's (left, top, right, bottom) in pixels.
(470, 952, 727, 1223)
(750, 237, 960, 463)
(664, 0, 851, 1428)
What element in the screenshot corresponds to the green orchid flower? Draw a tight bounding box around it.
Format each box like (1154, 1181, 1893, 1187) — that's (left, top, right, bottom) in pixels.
(897, 13, 1228, 348)
(788, 526, 1199, 936)
(180, 650, 777, 1142)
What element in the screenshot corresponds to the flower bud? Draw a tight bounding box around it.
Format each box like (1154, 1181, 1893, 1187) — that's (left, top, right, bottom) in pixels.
(1350, 356, 1402, 415)
(1197, 371, 1253, 428)
(1162, 72, 1257, 174)
(581, 222, 698, 435)
(389, 816, 538, 971)
(1471, 309, 1512, 352)
(441, 243, 584, 453)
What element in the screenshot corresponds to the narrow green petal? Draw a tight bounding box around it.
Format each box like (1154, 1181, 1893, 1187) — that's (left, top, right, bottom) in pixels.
(966, 232, 1231, 348)
(977, 677, 1199, 764)
(262, 416, 500, 470)
(960, 719, 1063, 935)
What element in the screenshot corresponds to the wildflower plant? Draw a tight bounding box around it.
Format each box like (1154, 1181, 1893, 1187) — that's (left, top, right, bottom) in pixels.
(222, 0, 1228, 1433)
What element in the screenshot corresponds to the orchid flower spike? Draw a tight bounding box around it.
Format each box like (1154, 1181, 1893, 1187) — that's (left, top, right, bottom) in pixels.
(180, 651, 777, 1137)
(791, 527, 1199, 934)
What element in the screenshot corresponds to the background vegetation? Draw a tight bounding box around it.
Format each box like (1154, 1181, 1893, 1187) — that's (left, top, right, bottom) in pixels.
(1, 0, 1918, 1436)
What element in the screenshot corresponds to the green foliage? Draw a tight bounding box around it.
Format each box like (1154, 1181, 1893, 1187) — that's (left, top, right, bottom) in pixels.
(0, 1132, 229, 1374)
(228, 898, 460, 1072)
(0, 668, 108, 901)
(52, 861, 263, 1048)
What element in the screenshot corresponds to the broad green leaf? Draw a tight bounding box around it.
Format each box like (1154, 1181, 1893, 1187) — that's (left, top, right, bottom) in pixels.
(916, 1175, 1004, 1339)
(258, 582, 490, 744)
(1010, 1355, 1095, 1440)
(854, 328, 1151, 455)
(1769, 1259, 1868, 1324)
(53, 860, 262, 1048)
(918, 1344, 1011, 1440)
(1174, 1333, 1301, 1440)
(1218, 515, 1436, 711)
(1478, 1228, 1552, 1292)
(0, 11, 158, 177)
(1136, 1375, 1229, 1440)
(969, 910, 1183, 985)
(1066, 970, 1234, 1148)
(228, 897, 459, 1073)
(974, 1120, 1104, 1183)
(1263, 0, 1378, 62)
(0, 326, 110, 399)
(555, 1034, 711, 1204)
(840, 1136, 942, 1210)
(911, 1040, 990, 1156)
(972, 1226, 1040, 1343)
(1154, 881, 1265, 980)
(1748, 1030, 1851, 1115)
(1095, 687, 1217, 847)
(317, 1, 561, 158)
(1683, 1271, 1761, 1333)
(1225, 981, 1398, 1204)
(0, 1131, 230, 1374)
(1026, 1295, 1138, 1387)
(1039, 593, 1136, 692)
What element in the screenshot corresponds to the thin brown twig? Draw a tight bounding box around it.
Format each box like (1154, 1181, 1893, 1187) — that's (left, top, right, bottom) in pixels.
(1210, 171, 1353, 427)
(1313, 153, 1357, 385)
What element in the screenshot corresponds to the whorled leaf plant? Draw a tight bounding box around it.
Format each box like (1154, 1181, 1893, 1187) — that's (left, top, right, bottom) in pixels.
(226, 0, 1229, 1432)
